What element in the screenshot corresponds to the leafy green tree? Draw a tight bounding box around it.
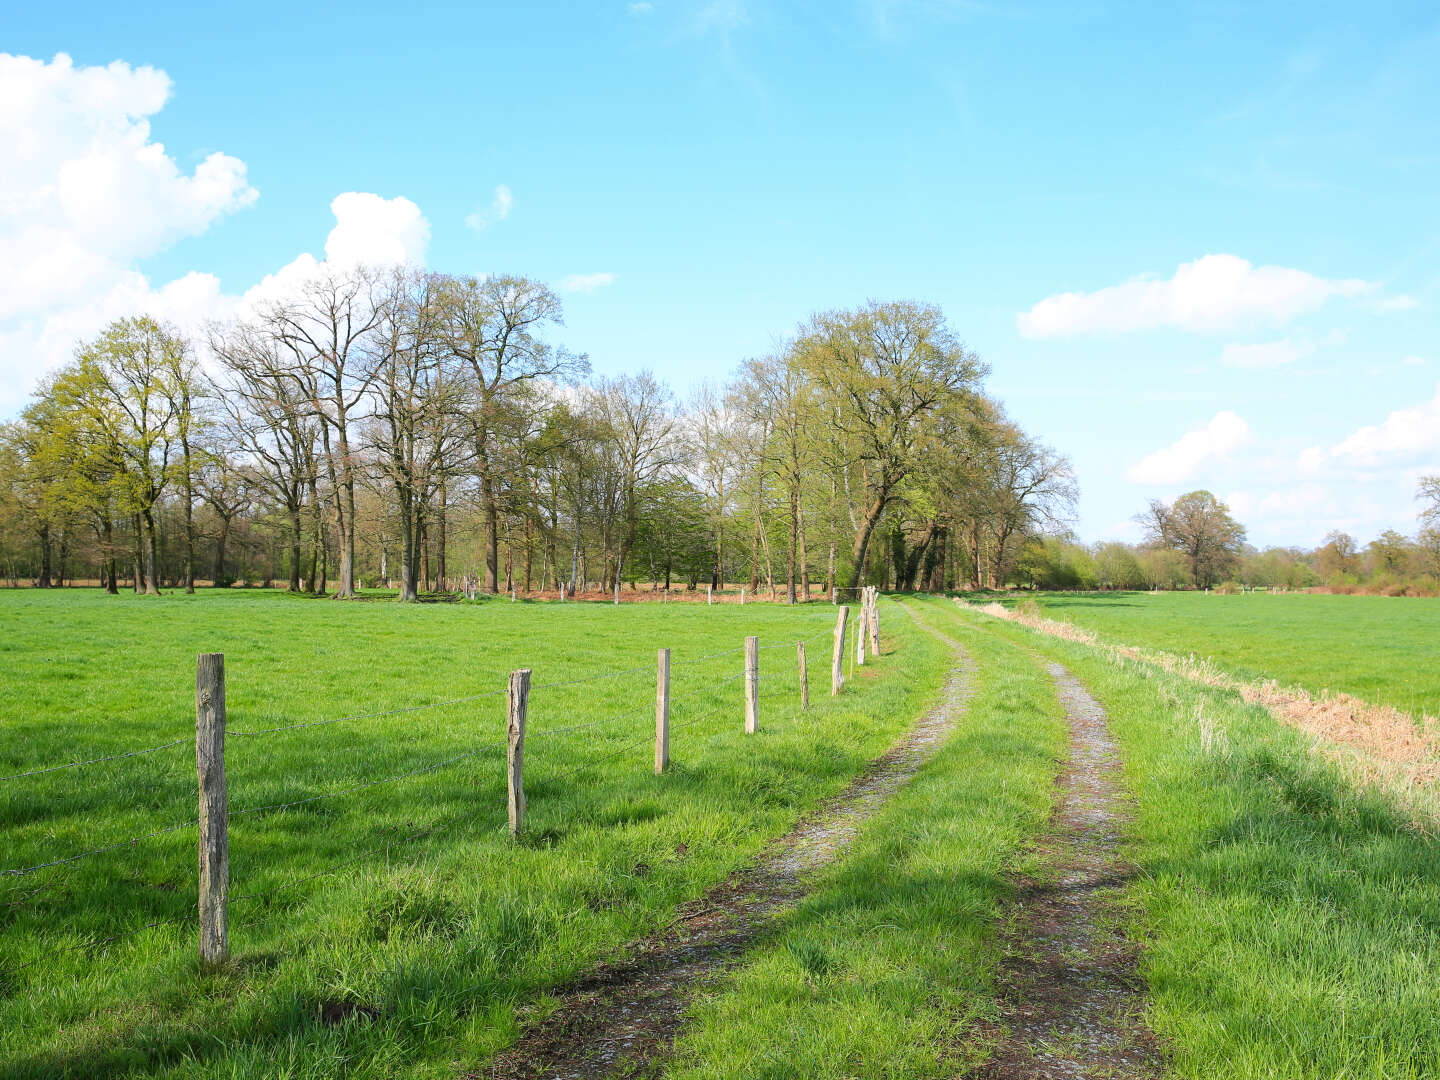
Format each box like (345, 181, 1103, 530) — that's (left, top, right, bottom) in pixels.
(1137, 490, 1246, 587)
(794, 300, 986, 588)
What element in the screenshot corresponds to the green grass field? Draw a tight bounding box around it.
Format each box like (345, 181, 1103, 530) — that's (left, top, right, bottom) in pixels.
(984, 591, 1440, 716)
(0, 589, 949, 1079)
(661, 597, 1066, 1079)
(8, 588, 1440, 1078)
(965, 603, 1440, 1079)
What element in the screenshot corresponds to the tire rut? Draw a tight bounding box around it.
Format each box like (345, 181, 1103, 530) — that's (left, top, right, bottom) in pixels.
(472, 621, 975, 1080)
(975, 661, 1164, 1079)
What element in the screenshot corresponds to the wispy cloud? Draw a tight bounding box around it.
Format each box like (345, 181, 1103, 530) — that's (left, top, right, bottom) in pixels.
(626, 1, 654, 14)
(559, 272, 617, 294)
(464, 185, 513, 232)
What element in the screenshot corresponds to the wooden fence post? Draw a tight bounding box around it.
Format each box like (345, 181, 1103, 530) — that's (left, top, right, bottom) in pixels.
(740, 587, 746, 606)
(196, 652, 228, 968)
(614, 582, 620, 605)
(831, 607, 847, 695)
(507, 669, 530, 836)
(868, 588, 881, 655)
(744, 636, 759, 733)
(655, 648, 670, 773)
(855, 600, 867, 666)
(797, 640, 809, 710)
(707, 584, 712, 605)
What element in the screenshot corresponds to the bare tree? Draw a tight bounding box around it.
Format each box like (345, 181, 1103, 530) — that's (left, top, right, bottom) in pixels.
(263, 266, 385, 598)
(438, 274, 586, 593)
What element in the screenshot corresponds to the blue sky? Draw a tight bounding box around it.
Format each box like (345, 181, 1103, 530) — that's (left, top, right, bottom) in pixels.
(4, 1, 1438, 547)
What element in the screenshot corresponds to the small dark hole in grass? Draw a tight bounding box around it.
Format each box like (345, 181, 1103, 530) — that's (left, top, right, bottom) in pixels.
(318, 1001, 381, 1027)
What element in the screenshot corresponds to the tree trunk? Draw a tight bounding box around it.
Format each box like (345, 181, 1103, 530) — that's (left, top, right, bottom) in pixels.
(436, 481, 448, 589)
(102, 515, 119, 595)
(398, 496, 418, 603)
(287, 498, 302, 593)
(131, 514, 143, 593)
(786, 484, 798, 604)
(182, 443, 196, 594)
(36, 524, 52, 588)
(142, 507, 160, 595)
(846, 489, 889, 589)
(481, 470, 500, 593)
(798, 500, 810, 601)
(213, 518, 230, 587)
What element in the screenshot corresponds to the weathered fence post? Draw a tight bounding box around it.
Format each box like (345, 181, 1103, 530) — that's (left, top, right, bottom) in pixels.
(740, 587, 746, 606)
(614, 582, 620, 605)
(196, 652, 228, 968)
(744, 636, 759, 733)
(797, 640, 809, 710)
(707, 583, 712, 605)
(655, 648, 671, 773)
(507, 669, 530, 836)
(855, 600, 867, 666)
(831, 607, 847, 695)
(868, 587, 880, 655)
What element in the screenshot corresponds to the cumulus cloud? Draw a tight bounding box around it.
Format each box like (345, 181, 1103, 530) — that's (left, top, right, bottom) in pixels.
(1125, 410, 1252, 486)
(0, 53, 258, 322)
(0, 52, 261, 410)
(559, 272, 617, 294)
(1327, 382, 1440, 467)
(464, 184, 513, 232)
(1018, 254, 1373, 338)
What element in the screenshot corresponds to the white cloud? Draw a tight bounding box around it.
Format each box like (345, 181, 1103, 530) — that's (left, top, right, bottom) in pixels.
(0, 52, 259, 410)
(1375, 294, 1418, 312)
(1218, 338, 1311, 369)
(626, 1, 655, 13)
(1403, 355, 1426, 366)
(1328, 382, 1440, 467)
(1125, 410, 1252, 486)
(1018, 254, 1374, 338)
(1297, 446, 1327, 475)
(559, 272, 617, 294)
(464, 184, 513, 232)
(322, 193, 428, 267)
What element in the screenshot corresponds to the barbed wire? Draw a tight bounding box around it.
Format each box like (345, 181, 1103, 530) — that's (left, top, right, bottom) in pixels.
(228, 749, 492, 822)
(0, 737, 190, 784)
(229, 689, 509, 737)
(2, 817, 199, 878)
(1, 746, 496, 879)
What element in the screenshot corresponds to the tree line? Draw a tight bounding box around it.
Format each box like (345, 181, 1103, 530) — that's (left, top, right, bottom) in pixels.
(0, 267, 1078, 600)
(1016, 485, 1440, 594)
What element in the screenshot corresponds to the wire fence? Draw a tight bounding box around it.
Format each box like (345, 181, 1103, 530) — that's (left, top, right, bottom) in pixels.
(0, 599, 881, 980)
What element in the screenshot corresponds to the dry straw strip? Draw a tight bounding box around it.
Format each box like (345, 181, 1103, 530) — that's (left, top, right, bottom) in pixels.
(962, 598, 1440, 816)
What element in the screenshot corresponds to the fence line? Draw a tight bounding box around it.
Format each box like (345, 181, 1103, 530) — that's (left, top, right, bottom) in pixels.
(2, 596, 893, 975)
(0, 737, 190, 784)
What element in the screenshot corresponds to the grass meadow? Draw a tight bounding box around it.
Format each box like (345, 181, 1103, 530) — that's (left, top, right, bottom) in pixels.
(966, 600, 1440, 1079)
(661, 596, 1066, 1079)
(7, 587, 1440, 1078)
(977, 590, 1440, 717)
(0, 589, 949, 1079)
